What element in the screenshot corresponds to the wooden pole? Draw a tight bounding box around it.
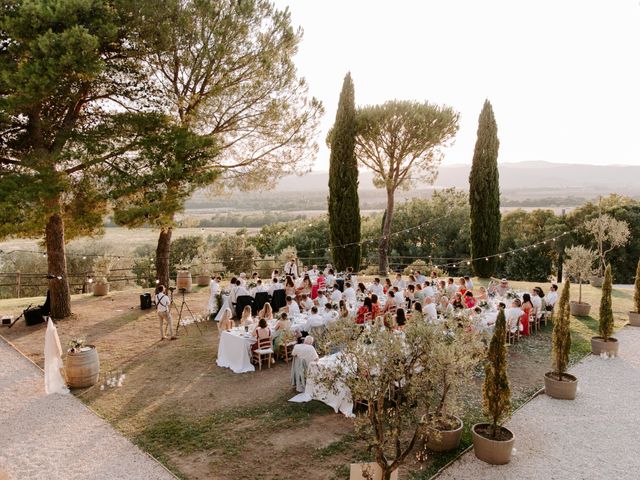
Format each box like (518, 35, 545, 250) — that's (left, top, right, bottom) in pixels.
(15, 271, 21, 298)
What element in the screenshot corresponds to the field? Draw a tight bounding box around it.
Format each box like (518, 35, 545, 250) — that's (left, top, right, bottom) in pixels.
(0, 280, 633, 479)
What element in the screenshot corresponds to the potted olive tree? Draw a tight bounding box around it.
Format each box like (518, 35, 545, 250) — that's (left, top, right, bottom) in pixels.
(92, 256, 112, 296)
(424, 326, 484, 452)
(584, 213, 630, 287)
(563, 245, 596, 316)
(629, 259, 640, 327)
(544, 279, 578, 399)
(591, 264, 619, 357)
(472, 309, 515, 465)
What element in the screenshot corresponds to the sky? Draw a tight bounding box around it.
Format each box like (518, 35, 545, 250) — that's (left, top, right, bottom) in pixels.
(273, 0, 640, 171)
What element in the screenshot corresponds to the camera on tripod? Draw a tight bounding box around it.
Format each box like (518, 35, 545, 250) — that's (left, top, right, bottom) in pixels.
(168, 286, 176, 292)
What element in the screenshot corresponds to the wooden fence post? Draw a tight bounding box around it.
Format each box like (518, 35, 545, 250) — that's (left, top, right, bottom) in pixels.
(15, 271, 21, 298)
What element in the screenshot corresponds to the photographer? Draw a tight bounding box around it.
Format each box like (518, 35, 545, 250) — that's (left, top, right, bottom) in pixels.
(155, 285, 176, 340)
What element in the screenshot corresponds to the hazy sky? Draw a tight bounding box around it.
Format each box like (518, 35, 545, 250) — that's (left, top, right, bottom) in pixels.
(273, 0, 640, 171)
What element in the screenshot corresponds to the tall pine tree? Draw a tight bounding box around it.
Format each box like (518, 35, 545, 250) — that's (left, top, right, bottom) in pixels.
(328, 73, 361, 271)
(469, 100, 501, 278)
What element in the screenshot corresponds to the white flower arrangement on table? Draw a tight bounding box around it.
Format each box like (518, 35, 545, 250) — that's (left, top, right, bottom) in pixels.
(247, 281, 257, 290)
(478, 300, 490, 310)
(68, 338, 85, 353)
(505, 289, 520, 300)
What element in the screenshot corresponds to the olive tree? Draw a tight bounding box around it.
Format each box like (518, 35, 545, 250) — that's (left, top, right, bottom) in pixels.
(584, 213, 630, 277)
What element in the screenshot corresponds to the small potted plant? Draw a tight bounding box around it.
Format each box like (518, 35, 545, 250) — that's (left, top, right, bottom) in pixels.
(472, 309, 515, 465)
(544, 279, 578, 400)
(65, 338, 100, 388)
(92, 256, 112, 296)
(591, 264, 619, 357)
(629, 259, 640, 327)
(583, 212, 630, 287)
(563, 245, 596, 316)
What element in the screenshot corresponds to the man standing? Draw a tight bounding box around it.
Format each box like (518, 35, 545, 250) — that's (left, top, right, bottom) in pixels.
(284, 257, 298, 278)
(155, 285, 175, 340)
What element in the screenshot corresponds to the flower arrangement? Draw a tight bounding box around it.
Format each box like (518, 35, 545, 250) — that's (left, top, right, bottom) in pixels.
(505, 289, 519, 300)
(68, 338, 85, 353)
(247, 281, 257, 290)
(478, 300, 490, 310)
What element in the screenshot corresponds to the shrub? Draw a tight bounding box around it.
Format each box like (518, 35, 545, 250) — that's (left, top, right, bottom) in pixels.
(598, 264, 614, 341)
(551, 280, 571, 379)
(482, 309, 511, 438)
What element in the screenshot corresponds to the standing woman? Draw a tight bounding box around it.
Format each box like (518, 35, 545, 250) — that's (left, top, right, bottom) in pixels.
(520, 293, 533, 336)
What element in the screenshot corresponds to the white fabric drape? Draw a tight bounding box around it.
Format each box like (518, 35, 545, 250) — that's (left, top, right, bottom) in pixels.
(44, 318, 69, 395)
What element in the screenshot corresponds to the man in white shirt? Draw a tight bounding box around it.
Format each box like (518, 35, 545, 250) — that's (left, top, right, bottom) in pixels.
(268, 278, 284, 296)
(368, 278, 385, 298)
(393, 287, 406, 308)
(464, 276, 474, 290)
(235, 281, 250, 298)
(284, 258, 298, 278)
(392, 273, 406, 290)
(423, 282, 435, 298)
(285, 295, 300, 316)
(530, 288, 542, 311)
(300, 293, 314, 312)
(343, 282, 356, 308)
(545, 284, 558, 310)
(315, 290, 328, 307)
(330, 285, 343, 303)
(228, 278, 240, 310)
(155, 285, 175, 340)
(446, 277, 458, 297)
(309, 264, 320, 283)
(415, 271, 427, 284)
(505, 299, 524, 332)
(251, 279, 268, 297)
(321, 303, 338, 324)
(325, 269, 336, 289)
(424, 297, 438, 322)
(346, 267, 358, 287)
(304, 306, 326, 332)
(292, 336, 319, 365)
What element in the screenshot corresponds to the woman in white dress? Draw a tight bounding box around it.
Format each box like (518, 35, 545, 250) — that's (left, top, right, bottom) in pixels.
(207, 276, 220, 314)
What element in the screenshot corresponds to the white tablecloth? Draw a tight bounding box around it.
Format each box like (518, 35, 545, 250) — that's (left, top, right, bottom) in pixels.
(215, 295, 231, 321)
(289, 354, 354, 417)
(216, 329, 255, 373)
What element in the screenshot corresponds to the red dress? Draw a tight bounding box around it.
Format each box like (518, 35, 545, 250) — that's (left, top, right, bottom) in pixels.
(520, 303, 531, 336)
(356, 306, 371, 324)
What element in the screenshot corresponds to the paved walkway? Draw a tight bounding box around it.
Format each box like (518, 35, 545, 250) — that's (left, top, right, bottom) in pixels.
(438, 325, 640, 480)
(0, 336, 176, 480)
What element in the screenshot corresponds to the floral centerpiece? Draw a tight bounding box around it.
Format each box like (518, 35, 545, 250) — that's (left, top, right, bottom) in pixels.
(68, 338, 85, 353)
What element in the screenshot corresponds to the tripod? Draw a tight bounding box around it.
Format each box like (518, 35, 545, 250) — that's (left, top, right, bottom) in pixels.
(168, 288, 203, 336)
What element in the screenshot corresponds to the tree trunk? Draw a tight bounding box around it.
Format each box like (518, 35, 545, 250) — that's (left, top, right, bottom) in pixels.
(156, 227, 172, 288)
(378, 189, 395, 275)
(45, 213, 72, 318)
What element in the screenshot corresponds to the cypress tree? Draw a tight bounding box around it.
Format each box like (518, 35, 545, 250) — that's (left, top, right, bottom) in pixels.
(552, 279, 572, 379)
(328, 73, 361, 271)
(469, 100, 501, 278)
(482, 309, 511, 438)
(599, 264, 614, 341)
(633, 259, 640, 314)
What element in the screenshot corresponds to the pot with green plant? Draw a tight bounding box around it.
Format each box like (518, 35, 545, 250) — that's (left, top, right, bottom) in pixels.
(591, 264, 619, 357)
(564, 245, 596, 317)
(472, 309, 515, 465)
(544, 279, 578, 399)
(584, 210, 630, 287)
(92, 256, 112, 296)
(629, 259, 640, 327)
(425, 326, 484, 452)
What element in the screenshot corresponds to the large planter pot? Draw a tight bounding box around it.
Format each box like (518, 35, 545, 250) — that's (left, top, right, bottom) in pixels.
(425, 415, 463, 452)
(471, 423, 515, 465)
(589, 276, 604, 288)
(92, 282, 109, 297)
(570, 301, 591, 317)
(591, 336, 619, 357)
(176, 270, 192, 292)
(196, 274, 210, 287)
(65, 346, 100, 388)
(544, 372, 578, 400)
(349, 463, 398, 480)
(629, 311, 640, 327)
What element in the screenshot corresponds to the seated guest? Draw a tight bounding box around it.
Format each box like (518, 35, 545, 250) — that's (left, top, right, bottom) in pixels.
(240, 305, 254, 327)
(252, 318, 271, 352)
(395, 308, 407, 331)
(415, 270, 427, 284)
(315, 289, 328, 307)
(251, 279, 268, 296)
(292, 336, 319, 364)
(304, 306, 326, 333)
(531, 287, 543, 312)
(285, 276, 296, 297)
(325, 268, 336, 289)
(370, 294, 381, 318)
(339, 300, 350, 320)
(217, 308, 234, 331)
(446, 277, 458, 297)
(451, 292, 465, 310)
(393, 273, 406, 289)
(384, 278, 393, 294)
(505, 299, 524, 333)
(300, 293, 314, 312)
(457, 277, 467, 296)
(437, 296, 453, 316)
(477, 286, 489, 301)
(271, 269, 280, 280)
(437, 279, 447, 294)
(343, 282, 357, 308)
(424, 297, 438, 321)
(273, 312, 292, 351)
(322, 303, 339, 324)
(405, 284, 416, 305)
(258, 302, 274, 321)
(414, 283, 426, 303)
(357, 282, 368, 297)
(464, 276, 474, 290)
(284, 295, 300, 316)
(235, 280, 250, 298)
(356, 297, 373, 324)
(423, 281, 435, 298)
(493, 278, 510, 297)
(407, 274, 417, 287)
(383, 290, 397, 313)
(412, 302, 425, 322)
(369, 277, 385, 297)
(464, 291, 477, 308)
(268, 277, 284, 296)
(298, 275, 313, 296)
(330, 285, 343, 303)
(545, 284, 558, 310)
(392, 287, 406, 308)
(346, 267, 358, 286)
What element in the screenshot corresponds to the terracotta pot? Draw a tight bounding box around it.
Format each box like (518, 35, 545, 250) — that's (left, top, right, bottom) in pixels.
(349, 462, 398, 480)
(591, 336, 619, 357)
(65, 346, 100, 388)
(176, 270, 192, 292)
(570, 301, 591, 317)
(425, 415, 463, 452)
(92, 282, 109, 296)
(471, 423, 515, 465)
(589, 276, 604, 288)
(196, 274, 210, 287)
(544, 372, 578, 400)
(629, 311, 640, 327)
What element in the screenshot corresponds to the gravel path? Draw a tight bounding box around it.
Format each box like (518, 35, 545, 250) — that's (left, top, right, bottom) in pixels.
(0, 336, 176, 480)
(437, 325, 640, 480)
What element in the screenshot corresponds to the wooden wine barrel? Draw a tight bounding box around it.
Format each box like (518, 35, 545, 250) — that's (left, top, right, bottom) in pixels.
(176, 270, 193, 292)
(196, 274, 210, 287)
(65, 346, 100, 388)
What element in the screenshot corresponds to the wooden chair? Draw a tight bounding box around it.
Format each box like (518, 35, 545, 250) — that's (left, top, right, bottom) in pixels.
(277, 331, 297, 364)
(506, 318, 520, 344)
(530, 307, 540, 334)
(252, 336, 273, 371)
(363, 312, 373, 323)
